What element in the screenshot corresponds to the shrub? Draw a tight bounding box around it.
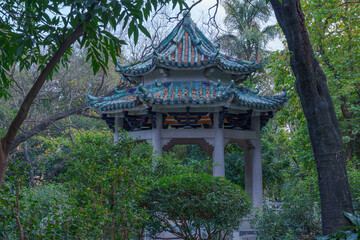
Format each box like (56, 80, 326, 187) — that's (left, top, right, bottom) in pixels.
(0, 130, 204, 239)
(60, 130, 205, 239)
(348, 167, 360, 212)
(142, 173, 251, 239)
(251, 175, 321, 240)
(0, 160, 71, 239)
(317, 212, 360, 240)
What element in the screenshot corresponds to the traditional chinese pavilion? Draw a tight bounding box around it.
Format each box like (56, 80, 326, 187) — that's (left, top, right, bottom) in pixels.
(88, 12, 287, 208)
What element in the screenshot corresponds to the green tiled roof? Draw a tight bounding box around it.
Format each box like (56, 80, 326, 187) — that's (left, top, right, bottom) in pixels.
(88, 80, 288, 113)
(116, 12, 259, 76)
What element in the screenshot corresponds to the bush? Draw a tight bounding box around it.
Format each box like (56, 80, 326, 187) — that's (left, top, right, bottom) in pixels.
(251, 175, 321, 240)
(1, 130, 208, 239)
(142, 173, 251, 239)
(348, 166, 360, 213)
(317, 212, 360, 240)
(55, 130, 207, 239)
(0, 160, 71, 239)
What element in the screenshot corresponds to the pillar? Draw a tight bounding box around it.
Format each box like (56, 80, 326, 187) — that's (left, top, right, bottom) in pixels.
(244, 148, 253, 200)
(114, 115, 123, 142)
(250, 115, 262, 208)
(213, 112, 225, 177)
(152, 112, 163, 156)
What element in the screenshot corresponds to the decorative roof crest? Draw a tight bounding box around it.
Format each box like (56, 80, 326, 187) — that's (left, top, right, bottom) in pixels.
(116, 11, 260, 77)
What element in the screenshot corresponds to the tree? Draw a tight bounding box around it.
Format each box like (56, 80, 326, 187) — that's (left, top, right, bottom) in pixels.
(142, 173, 251, 239)
(0, 130, 203, 239)
(300, 0, 360, 163)
(269, 0, 353, 234)
(218, 0, 279, 93)
(218, 0, 278, 62)
(268, 0, 360, 166)
(0, 0, 187, 189)
(1, 47, 118, 149)
(0, 46, 120, 184)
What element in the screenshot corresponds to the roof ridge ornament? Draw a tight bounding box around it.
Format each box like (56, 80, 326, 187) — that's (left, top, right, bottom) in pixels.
(268, 88, 288, 98)
(87, 92, 97, 101)
(246, 88, 259, 95)
(230, 80, 235, 88)
(138, 84, 145, 92)
(114, 87, 126, 95)
(217, 79, 221, 87)
(155, 79, 163, 87)
(182, 10, 191, 19)
(215, 42, 220, 50)
(88, 80, 288, 113)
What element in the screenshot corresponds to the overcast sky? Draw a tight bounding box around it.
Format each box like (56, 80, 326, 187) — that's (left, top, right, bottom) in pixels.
(186, 0, 284, 51)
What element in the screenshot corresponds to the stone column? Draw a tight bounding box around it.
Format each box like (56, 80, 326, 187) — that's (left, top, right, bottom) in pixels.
(250, 115, 262, 208)
(244, 147, 253, 200)
(152, 112, 163, 156)
(213, 112, 225, 177)
(114, 115, 123, 142)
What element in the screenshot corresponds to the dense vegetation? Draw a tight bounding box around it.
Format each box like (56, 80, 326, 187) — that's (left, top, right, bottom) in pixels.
(0, 0, 359, 239)
(0, 131, 251, 239)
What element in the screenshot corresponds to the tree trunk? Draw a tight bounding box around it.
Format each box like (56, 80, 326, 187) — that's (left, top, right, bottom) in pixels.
(0, 18, 89, 189)
(270, 0, 353, 234)
(0, 141, 8, 190)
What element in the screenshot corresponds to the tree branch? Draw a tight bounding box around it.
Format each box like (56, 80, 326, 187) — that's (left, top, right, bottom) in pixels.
(2, 16, 91, 154)
(11, 105, 88, 151)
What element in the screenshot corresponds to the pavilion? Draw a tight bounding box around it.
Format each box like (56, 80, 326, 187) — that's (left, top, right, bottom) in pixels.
(87, 12, 287, 209)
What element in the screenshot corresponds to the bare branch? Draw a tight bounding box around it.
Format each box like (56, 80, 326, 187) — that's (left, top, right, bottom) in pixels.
(95, 72, 106, 96)
(11, 105, 88, 151)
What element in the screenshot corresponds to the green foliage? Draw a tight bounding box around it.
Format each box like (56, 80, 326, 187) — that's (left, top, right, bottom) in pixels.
(303, 0, 360, 164)
(347, 165, 360, 212)
(224, 129, 291, 198)
(225, 144, 245, 187)
(261, 124, 292, 197)
(267, 49, 316, 170)
(0, 160, 30, 239)
(317, 212, 360, 240)
(268, 0, 360, 165)
(219, 0, 278, 61)
(252, 175, 321, 239)
(1, 130, 203, 239)
(0, 0, 187, 99)
(0, 159, 71, 239)
(169, 145, 211, 173)
(55, 130, 155, 238)
(142, 173, 251, 239)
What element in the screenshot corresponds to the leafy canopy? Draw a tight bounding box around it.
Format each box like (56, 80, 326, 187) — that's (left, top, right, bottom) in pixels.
(142, 173, 251, 239)
(0, 0, 187, 99)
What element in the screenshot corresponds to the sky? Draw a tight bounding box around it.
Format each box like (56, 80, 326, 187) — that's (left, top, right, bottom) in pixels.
(121, 0, 285, 62)
(184, 0, 284, 51)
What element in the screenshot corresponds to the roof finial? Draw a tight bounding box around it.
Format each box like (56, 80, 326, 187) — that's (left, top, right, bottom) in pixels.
(217, 79, 221, 87)
(138, 84, 144, 92)
(183, 10, 191, 19)
(230, 80, 235, 88)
